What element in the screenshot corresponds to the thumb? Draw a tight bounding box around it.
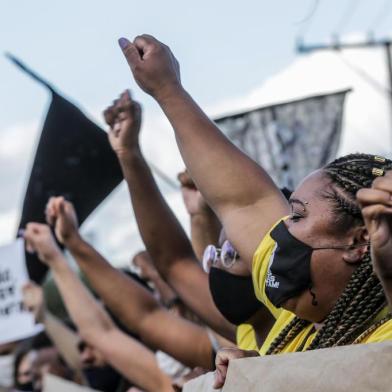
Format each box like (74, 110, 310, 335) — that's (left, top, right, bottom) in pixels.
(118, 38, 142, 70)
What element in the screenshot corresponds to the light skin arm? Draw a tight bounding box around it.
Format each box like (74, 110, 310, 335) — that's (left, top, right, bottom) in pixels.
(118, 35, 289, 266)
(22, 282, 83, 374)
(23, 223, 174, 392)
(45, 198, 214, 369)
(103, 91, 235, 340)
(357, 170, 392, 309)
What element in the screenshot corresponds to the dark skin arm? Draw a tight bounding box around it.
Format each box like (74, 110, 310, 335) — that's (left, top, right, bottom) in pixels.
(45, 197, 213, 369)
(357, 170, 392, 310)
(178, 171, 221, 262)
(104, 91, 236, 341)
(118, 35, 289, 268)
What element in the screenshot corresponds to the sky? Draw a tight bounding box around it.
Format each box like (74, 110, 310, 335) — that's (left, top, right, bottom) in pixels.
(1, 0, 392, 265)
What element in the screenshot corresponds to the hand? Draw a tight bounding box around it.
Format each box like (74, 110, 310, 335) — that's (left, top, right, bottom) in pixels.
(178, 171, 209, 216)
(213, 347, 259, 389)
(118, 35, 182, 101)
(132, 251, 159, 281)
(45, 197, 79, 245)
(104, 90, 142, 157)
(357, 170, 392, 278)
(24, 223, 62, 265)
(22, 282, 45, 323)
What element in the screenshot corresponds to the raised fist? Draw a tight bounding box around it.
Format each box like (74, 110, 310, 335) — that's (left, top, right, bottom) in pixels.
(178, 171, 208, 216)
(24, 223, 62, 265)
(45, 196, 79, 245)
(118, 35, 181, 101)
(22, 282, 45, 323)
(104, 90, 142, 157)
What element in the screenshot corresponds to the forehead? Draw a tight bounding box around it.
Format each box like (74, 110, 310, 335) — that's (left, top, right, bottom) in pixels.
(291, 170, 331, 203)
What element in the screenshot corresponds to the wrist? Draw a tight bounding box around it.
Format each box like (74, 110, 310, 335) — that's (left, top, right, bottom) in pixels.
(155, 84, 187, 106)
(63, 232, 84, 252)
(116, 145, 142, 162)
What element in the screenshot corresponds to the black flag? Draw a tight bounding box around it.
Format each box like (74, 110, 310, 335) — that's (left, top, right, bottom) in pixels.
(8, 54, 123, 283)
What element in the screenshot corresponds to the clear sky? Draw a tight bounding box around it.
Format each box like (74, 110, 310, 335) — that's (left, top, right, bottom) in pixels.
(2, 0, 392, 127)
(1, 0, 392, 262)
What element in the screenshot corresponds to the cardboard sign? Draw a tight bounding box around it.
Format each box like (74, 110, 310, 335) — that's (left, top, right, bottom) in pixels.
(184, 341, 392, 392)
(0, 239, 41, 344)
(43, 374, 99, 392)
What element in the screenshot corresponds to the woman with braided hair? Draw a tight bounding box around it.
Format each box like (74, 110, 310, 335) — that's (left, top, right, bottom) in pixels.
(117, 34, 392, 388)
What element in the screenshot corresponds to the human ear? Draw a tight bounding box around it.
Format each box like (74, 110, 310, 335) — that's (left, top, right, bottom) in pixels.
(342, 226, 369, 264)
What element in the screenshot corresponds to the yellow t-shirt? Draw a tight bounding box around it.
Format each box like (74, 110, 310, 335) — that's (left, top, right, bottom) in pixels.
(236, 323, 259, 351)
(252, 218, 392, 355)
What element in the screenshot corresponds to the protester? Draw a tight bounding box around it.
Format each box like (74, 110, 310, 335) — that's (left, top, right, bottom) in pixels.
(117, 34, 392, 388)
(23, 223, 174, 392)
(22, 282, 127, 392)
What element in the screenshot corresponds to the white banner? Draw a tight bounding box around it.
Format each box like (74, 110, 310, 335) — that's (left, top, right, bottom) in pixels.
(0, 239, 40, 344)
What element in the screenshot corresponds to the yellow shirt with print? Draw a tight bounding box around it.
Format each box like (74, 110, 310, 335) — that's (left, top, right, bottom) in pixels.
(252, 218, 392, 355)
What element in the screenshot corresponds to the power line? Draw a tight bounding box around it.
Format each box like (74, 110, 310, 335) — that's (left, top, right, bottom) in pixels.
(368, 0, 392, 32)
(296, 0, 321, 38)
(334, 0, 362, 35)
(335, 51, 391, 97)
(149, 162, 179, 190)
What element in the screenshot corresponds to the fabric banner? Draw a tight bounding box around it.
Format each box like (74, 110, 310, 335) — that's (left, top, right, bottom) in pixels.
(215, 90, 349, 190)
(0, 239, 41, 345)
(184, 341, 392, 392)
(7, 55, 123, 283)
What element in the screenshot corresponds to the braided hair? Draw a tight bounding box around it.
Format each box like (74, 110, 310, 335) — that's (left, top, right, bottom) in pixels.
(266, 154, 392, 355)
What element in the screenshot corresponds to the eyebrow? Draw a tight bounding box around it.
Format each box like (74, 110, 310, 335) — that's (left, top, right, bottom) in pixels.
(289, 198, 308, 209)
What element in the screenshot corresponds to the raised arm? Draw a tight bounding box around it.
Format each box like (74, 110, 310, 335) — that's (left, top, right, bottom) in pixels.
(23, 223, 173, 392)
(178, 171, 221, 261)
(22, 282, 84, 377)
(357, 170, 392, 309)
(103, 91, 235, 340)
(44, 197, 214, 369)
(118, 35, 289, 265)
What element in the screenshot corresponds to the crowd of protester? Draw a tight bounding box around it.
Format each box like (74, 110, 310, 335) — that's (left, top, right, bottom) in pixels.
(2, 34, 392, 391)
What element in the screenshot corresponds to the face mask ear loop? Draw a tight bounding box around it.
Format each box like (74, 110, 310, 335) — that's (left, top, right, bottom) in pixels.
(309, 284, 318, 306)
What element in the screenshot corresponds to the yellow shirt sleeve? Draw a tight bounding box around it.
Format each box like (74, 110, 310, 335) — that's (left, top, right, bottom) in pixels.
(252, 218, 285, 319)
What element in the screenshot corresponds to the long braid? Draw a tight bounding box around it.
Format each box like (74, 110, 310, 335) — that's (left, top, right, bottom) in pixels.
(266, 153, 392, 354)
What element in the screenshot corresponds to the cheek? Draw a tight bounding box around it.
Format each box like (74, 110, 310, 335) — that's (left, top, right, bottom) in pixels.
(310, 250, 351, 294)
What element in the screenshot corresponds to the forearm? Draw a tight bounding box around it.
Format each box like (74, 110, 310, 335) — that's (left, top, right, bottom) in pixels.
(117, 150, 235, 338)
(156, 88, 286, 216)
(117, 147, 194, 276)
(65, 235, 161, 336)
(190, 211, 221, 262)
(100, 329, 173, 392)
(43, 312, 83, 371)
(50, 256, 115, 341)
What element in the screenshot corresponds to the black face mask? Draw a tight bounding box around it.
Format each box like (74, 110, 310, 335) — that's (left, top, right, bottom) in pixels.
(209, 267, 262, 325)
(15, 382, 34, 391)
(83, 365, 121, 392)
(265, 220, 367, 308)
(265, 220, 314, 308)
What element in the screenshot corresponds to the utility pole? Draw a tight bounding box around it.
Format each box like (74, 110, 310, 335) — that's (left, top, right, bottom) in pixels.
(297, 37, 392, 141)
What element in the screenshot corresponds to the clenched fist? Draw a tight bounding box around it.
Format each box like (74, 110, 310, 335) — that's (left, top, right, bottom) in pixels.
(118, 35, 181, 101)
(104, 90, 142, 157)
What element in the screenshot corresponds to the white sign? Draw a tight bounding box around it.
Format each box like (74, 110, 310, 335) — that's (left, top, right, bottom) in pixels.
(0, 239, 40, 344)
